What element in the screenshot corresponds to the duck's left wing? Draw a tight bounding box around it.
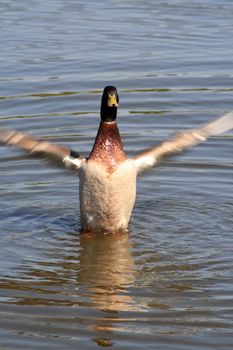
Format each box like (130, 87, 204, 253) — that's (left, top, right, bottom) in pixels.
(0, 128, 84, 170)
(133, 111, 233, 174)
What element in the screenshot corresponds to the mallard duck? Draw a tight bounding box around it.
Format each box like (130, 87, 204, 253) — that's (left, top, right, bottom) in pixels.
(1, 86, 233, 233)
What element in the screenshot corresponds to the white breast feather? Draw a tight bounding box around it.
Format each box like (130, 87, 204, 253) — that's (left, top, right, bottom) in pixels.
(79, 160, 137, 233)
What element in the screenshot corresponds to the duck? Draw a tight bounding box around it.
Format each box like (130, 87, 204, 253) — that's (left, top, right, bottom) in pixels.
(1, 86, 233, 233)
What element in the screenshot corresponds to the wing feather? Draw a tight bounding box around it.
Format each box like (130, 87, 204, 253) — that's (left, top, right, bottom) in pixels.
(0, 128, 83, 170)
(133, 111, 233, 174)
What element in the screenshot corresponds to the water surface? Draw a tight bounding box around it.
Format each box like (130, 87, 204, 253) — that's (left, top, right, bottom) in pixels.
(0, 1, 233, 349)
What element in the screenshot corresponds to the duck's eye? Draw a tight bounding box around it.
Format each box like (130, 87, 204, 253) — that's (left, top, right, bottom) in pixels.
(108, 94, 118, 107)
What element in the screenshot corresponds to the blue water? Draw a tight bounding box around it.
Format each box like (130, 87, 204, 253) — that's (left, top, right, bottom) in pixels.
(0, 1, 233, 349)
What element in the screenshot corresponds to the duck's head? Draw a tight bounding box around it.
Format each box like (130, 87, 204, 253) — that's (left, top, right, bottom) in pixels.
(101, 86, 119, 123)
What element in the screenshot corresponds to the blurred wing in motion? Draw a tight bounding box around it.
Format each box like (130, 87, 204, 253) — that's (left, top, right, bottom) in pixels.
(133, 111, 233, 174)
(0, 129, 84, 170)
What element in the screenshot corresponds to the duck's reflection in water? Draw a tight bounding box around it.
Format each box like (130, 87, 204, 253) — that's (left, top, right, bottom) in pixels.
(79, 230, 141, 347)
(79, 231, 138, 312)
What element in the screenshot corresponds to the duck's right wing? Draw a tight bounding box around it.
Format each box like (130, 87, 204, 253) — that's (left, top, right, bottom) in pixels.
(0, 128, 84, 170)
(133, 111, 233, 174)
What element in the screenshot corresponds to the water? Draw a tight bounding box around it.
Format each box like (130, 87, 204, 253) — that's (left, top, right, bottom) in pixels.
(0, 0, 233, 349)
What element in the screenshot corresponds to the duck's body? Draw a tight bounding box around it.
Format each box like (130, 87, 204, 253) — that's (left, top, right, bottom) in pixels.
(1, 86, 233, 234)
(77, 91, 137, 233)
(79, 158, 136, 233)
